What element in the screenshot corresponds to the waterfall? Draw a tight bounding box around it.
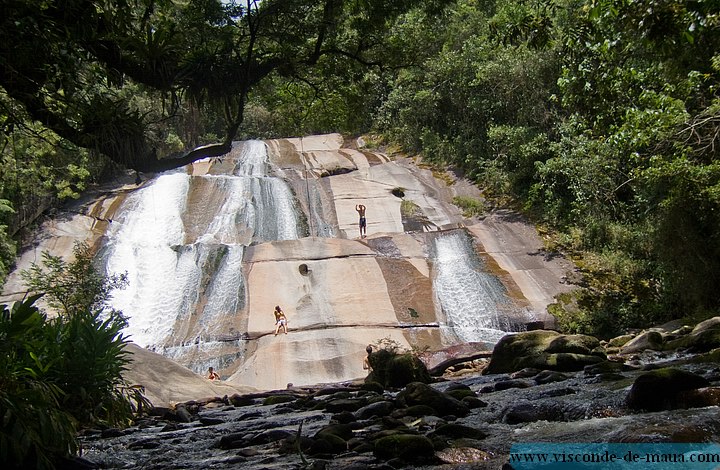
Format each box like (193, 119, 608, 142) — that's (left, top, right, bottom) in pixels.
(100, 141, 305, 370)
(432, 230, 520, 345)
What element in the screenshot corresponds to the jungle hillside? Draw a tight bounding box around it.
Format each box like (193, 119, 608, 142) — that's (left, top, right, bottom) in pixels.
(1, 0, 719, 338)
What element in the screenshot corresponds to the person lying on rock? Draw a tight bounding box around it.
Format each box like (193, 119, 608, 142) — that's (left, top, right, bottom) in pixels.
(274, 305, 288, 336)
(207, 367, 220, 380)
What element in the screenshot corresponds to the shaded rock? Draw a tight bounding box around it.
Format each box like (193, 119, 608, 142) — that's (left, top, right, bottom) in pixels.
(228, 393, 255, 407)
(331, 410, 357, 424)
(262, 394, 296, 406)
(493, 379, 533, 391)
(510, 368, 541, 379)
(355, 400, 394, 420)
(462, 396, 488, 409)
(666, 328, 720, 353)
(502, 401, 566, 424)
(446, 388, 477, 400)
(315, 423, 354, 441)
(676, 387, 720, 409)
(584, 361, 630, 376)
(691, 317, 720, 335)
(534, 370, 569, 385)
(430, 423, 488, 440)
(485, 331, 603, 374)
(626, 368, 710, 411)
(397, 404, 438, 418)
(251, 429, 294, 445)
(367, 350, 431, 389)
(373, 434, 435, 462)
(619, 331, 663, 354)
(325, 398, 365, 413)
(396, 382, 470, 417)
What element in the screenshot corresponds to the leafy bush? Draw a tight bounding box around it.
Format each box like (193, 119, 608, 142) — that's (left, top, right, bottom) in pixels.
(0, 243, 148, 468)
(452, 196, 486, 218)
(0, 296, 78, 470)
(366, 338, 430, 389)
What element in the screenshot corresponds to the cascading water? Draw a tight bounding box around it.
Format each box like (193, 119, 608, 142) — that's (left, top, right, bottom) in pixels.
(99, 140, 306, 372)
(432, 230, 524, 345)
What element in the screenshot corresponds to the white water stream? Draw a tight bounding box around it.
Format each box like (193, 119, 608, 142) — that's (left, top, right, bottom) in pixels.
(100, 141, 303, 358)
(433, 230, 521, 344)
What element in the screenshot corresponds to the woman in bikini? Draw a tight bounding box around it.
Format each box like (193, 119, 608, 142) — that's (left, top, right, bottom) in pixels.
(273, 305, 288, 336)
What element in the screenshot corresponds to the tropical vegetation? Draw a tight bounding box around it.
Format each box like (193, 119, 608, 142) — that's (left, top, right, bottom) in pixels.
(1, 0, 718, 338)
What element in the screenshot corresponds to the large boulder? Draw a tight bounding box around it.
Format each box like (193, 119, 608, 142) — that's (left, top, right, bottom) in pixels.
(485, 330, 604, 374)
(366, 349, 431, 389)
(626, 368, 710, 411)
(665, 318, 720, 353)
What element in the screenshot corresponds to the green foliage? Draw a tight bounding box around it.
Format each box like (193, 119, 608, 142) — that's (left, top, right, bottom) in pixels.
(452, 196, 486, 218)
(21, 242, 128, 317)
(0, 243, 148, 468)
(366, 338, 430, 388)
(0, 296, 78, 470)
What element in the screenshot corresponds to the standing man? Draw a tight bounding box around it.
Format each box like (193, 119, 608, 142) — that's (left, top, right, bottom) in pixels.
(356, 204, 367, 238)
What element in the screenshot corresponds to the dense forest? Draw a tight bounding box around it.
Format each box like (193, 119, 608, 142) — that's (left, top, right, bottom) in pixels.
(1, 0, 719, 337)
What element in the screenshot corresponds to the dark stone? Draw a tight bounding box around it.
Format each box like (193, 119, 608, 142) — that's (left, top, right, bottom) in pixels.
(361, 381, 385, 394)
(493, 379, 532, 391)
(100, 428, 125, 438)
(262, 394, 296, 406)
(127, 438, 161, 449)
(229, 394, 256, 407)
(461, 396, 488, 409)
(533, 370, 569, 385)
(199, 416, 224, 426)
(396, 382, 470, 417)
(446, 388, 477, 400)
(218, 432, 249, 449)
(331, 410, 357, 424)
(626, 368, 711, 411)
(502, 402, 566, 424)
(251, 429, 294, 445)
(537, 387, 576, 398)
(430, 423, 488, 440)
(584, 361, 629, 375)
(510, 368, 541, 379)
(325, 398, 365, 413)
(315, 423, 354, 441)
(398, 404, 439, 418)
(355, 400, 394, 420)
(373, 434, 435, 462)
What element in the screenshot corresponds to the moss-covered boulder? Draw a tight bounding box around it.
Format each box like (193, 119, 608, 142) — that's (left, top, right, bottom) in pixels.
(666, 328, 720, 353)
(396, 382, 470, 417)
(626, 368, 710, 411)
(262, 394, 296, 406)
(373, 434, 435, 462)
(366, 349, 430, 389)
(619, 331, 664, 354)
(485, 331, 604, 374)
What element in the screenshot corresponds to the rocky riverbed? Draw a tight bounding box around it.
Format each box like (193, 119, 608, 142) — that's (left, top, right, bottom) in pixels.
(74, 319, 720, 470)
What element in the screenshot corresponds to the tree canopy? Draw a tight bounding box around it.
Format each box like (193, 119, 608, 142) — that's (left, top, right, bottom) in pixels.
(1, 0, 426, 172)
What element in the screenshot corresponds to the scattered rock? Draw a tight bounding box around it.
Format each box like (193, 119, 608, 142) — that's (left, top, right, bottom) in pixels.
(373, 434, 435, 462)
(396, 382, 470, 418)
(619, 331, 663, 354)
(626, 368, 710, 411)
